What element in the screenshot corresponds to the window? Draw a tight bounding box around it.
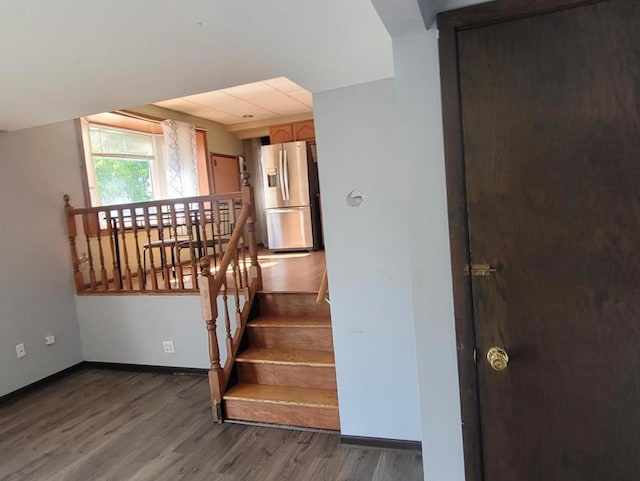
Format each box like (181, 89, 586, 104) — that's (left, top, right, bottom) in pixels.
(81, 113, 209, 208)
(87, 125, 156, 205)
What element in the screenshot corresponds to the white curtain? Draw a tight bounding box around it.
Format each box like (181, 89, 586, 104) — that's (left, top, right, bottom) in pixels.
(161, 119, 199, 198)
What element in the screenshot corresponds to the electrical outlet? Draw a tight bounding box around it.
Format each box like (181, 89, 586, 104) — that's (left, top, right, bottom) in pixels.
(162, 341, 175, 354)
(45, 335, 56, 345)
(16, 343, 26, 359)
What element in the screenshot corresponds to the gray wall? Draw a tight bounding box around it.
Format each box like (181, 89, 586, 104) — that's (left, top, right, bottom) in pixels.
(393, 29, 466, 480)
(76, 295, 239, 369)
(314, 79, 421, 441)
(0, 121, 85, 397)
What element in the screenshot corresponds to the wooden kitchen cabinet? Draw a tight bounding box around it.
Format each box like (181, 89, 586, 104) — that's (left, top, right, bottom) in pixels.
(269, 124, 294, 143)
(270, 120, 315, 143)
(293, 120, 315, 141)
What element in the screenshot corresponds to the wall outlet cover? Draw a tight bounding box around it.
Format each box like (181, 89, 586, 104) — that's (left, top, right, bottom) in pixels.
(16, 343, 26, 358)
(162, 341, 176, 354)
(45, 335, 56, 345)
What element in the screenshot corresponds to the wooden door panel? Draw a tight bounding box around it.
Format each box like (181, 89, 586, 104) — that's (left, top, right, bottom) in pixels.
(458, 1, 640, 479)
(210, 154, 240, 194)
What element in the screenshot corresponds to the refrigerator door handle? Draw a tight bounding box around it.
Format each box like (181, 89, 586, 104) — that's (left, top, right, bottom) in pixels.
(283, 149, 291, 200)
(278, 149, 286, 200)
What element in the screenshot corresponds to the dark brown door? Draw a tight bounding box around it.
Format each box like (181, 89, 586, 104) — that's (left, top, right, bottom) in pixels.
(458, 1, 640, 479)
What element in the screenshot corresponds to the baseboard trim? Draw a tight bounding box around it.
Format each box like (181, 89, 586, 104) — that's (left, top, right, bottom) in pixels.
(83, 361, 208, 376)
(340, 435, 422, 451)
(0, 362, 85, 406)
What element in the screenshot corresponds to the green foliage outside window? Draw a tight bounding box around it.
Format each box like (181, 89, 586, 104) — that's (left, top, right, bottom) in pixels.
(94, 156, 152, 205)
(89, 125, 156, 206)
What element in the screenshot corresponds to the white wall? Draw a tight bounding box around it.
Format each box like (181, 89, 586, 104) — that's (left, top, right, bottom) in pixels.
(0, 121, 85, 397)
(314, 79, 421, 441)
(393, 29, 466, 480)
(76, 294, 241, 369)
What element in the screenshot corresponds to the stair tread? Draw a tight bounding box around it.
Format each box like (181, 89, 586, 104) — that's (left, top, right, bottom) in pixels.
(236, 348, 335, 366)
(248, 316, 331, 328)
(224, 383, 338, 408)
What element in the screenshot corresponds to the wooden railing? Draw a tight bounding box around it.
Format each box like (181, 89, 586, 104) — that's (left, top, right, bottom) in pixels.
(64, 173, 260, 295)
(198, 172, 262, 422)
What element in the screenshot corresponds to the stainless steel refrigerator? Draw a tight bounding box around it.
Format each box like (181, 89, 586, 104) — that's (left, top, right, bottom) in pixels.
(261, 141, 322, 251)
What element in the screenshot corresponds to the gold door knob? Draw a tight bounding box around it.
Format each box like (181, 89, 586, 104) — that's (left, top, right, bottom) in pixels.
(486, 347, 509, 371)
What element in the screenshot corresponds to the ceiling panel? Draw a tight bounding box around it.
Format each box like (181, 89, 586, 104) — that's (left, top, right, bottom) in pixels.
(152, 77, 313, 126)
(286, 89, 313, 107)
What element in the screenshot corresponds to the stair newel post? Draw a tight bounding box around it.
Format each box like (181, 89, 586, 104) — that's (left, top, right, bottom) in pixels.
(199, 258, 224, 422)
(64, 195, 84, 292)
(241, 172, 262, 289)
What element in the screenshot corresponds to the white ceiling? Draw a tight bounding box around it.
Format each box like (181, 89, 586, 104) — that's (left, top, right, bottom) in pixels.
(0, 0, 393, 131)
(154, 77, 313, 125)
(0, 0, 491, 132)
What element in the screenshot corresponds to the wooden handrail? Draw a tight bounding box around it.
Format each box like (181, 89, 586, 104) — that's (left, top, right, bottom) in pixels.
(196, 172, 263, 422)
(69, 191, 242, 215)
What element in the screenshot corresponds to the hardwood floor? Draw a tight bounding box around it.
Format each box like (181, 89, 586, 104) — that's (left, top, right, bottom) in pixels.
(0, 369, 422, 481)
(259, 249, 325, 292)
(95, 248, 325, 293)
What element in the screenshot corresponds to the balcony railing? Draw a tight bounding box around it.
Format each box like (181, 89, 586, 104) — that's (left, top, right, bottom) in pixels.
(64, 172, 261, 296)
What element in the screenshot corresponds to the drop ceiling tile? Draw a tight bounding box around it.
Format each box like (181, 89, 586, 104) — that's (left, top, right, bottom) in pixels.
(222, 81, 276, 99)
(264, 77, 304, 93)
(286, 89, 313, 107)
(186, 105, 242, 124)
(183, 90, 232, 106)
(245, 91, 310, 114)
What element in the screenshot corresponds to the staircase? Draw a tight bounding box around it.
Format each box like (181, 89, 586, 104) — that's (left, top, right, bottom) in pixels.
(223, 292, 340, 431)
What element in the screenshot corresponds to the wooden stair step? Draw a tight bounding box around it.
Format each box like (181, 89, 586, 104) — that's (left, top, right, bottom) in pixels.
(247, 316, 334, 351)
(235, 348, 335, 367)
(224, 384, 340, 430)
(224, 384, 338, 408)
(248, 316, 331, 328)
(258, 292, 330, 317)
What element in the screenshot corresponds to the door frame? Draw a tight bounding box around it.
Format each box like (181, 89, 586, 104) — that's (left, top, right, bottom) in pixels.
(436, 1, 609, 480)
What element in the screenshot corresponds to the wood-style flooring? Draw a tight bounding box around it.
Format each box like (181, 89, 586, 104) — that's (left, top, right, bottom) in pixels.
(92, 248, 325, 294)
(0, 369, 423, 481)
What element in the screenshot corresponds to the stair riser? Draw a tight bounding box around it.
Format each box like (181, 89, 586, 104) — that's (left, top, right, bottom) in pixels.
(225, 400, 340, 431)
(259, 293, 330, 317)
(247, 326, 334, 351)
(237, 363, 337, 390)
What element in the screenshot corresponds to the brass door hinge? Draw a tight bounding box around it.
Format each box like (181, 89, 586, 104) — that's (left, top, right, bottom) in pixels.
(463, 264, 497, 277)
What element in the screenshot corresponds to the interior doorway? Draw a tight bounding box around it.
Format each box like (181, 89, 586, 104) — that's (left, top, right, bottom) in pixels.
(440, 0, 640, 480)
(209, 152, 241, 194)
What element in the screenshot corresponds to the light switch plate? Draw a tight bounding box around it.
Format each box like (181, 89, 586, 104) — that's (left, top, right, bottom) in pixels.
(16, 343, 26, 358)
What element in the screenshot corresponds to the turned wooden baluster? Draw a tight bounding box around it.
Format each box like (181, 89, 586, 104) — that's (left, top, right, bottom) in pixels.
(95, 211, 108, 291)
(183, 202, 198, 289)
(231, 248, 242, 326)
(213, 200, 224, 274)
(222, 277, 233, 366)
(63, 195, 85, 292)
(198, 200, 210, 267)
(169, 204, 185, 290)
(143, 207, 159, 291)
(241, 232, 249, 289)
(241, 172, 262, 289)
(157, 206, 171, 290)
(81, 213, 97, 290)
(104, 210, 120, 291)
(117, 209, 133, 290)
(130, 208, 145, 291)
(199, 258, 224, 422)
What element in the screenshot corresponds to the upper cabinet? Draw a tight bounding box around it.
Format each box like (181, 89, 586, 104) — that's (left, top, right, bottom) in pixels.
(270, 124, 294, 144)
(270, 119, 315, 144)
(293, 120, 315, 141)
